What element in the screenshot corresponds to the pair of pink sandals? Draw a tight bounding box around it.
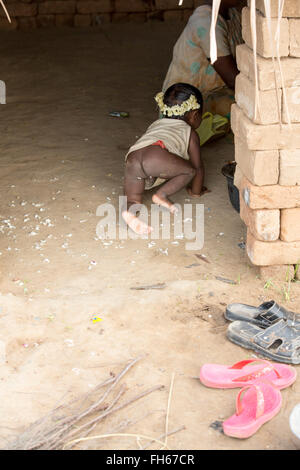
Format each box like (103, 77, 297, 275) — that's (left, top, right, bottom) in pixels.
(199, 358, 297, 439)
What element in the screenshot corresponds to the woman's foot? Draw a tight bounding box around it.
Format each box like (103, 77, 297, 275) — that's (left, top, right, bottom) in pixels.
(152, 194, 178, 214)
(122, 210, 153, 235)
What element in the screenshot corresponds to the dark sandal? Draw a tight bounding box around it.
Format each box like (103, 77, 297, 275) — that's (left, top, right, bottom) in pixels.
(227, 319, 300, 364)
(225, 300, 300, 328)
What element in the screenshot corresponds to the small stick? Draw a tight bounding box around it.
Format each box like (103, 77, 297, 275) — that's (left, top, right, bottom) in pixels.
(63, 384, 164, 448)
(9, 357, 145, 450)
(215, 276, 237, 285)
(63, 432, 170, 450)
(40, 358, 145, 449)
(65, 385, 127, 447)
(53, 375, 115, 418)
(130, 283, 166, 290)
(161, 373, 175, 450)
(195, 254, 210, 264)
(141, 425, 185, 450)
(59, 355, 145, 431)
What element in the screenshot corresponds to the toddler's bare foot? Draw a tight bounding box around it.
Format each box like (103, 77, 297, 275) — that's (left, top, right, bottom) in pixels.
(152, 194, 178, 214)
(122, 210, 153, 235)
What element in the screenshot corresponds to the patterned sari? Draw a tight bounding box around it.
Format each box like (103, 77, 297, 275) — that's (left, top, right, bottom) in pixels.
(162, 5, 243, 118)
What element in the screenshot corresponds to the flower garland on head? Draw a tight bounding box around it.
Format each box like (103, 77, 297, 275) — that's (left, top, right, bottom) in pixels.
(155, 91, 200, 117)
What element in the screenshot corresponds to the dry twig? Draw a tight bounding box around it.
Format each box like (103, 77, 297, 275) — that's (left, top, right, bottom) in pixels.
(4, 355, 172, 451)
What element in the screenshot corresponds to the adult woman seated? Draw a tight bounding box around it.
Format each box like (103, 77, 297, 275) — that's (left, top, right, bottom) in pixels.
(162, 0, 245, 119)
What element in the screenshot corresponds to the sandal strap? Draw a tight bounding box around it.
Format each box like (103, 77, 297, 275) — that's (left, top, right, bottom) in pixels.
(254, 320, 300, 354)
(236, 384, 265, 419)
(256, 301, 300, 327)
(230, 359, 282, 383)
(256, 301, 282, 325)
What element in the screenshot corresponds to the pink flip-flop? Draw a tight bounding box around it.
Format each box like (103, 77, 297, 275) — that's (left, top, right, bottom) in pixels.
(222, 381, 282, 439)
(199, 359, 296, 390)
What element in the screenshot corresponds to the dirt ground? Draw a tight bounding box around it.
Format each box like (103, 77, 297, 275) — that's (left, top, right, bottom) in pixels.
(0, 22, 299, 451)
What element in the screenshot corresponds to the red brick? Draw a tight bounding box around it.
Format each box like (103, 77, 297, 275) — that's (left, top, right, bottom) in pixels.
(247, 230, 300, 266)
(281, 208, 300, 242)
(236, 44, 300, 91)
(235, 137, 279, 186)
(242, 7, 289, 58)
(55, 13, 73, 25)
(74, 13, 91, 26)
(240, 175, 300, 210)
(240, 196, 280, 241)
(231, 104, 300, 150)
(289, 19, 300, 58)
(77, 1, 112, 14)
(155, 0, 193, 8)
(235, 73, 281, 125)
(280, 149, 300, 185)
(282, 86, 300, 123)
(39, 1, 75, 15)
(115, 0, 151, 12)
(1, 2, 37, 17)
(233, 164, 243, 190)
(36, 14, 55, 27)
(254, 0, 300, 18)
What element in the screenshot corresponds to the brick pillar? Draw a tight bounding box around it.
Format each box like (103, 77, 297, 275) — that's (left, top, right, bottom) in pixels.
(232, 1, 300, 281)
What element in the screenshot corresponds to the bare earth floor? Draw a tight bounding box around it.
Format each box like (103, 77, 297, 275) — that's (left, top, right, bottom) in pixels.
(0, 23, 299, 450)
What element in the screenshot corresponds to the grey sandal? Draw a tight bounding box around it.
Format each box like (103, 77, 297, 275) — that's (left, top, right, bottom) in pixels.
(227, 319, 300, 364)
(225, 300, 300, 328)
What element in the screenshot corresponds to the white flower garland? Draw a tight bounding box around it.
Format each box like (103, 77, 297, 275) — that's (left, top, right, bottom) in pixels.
(155, 92, 200, 117)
